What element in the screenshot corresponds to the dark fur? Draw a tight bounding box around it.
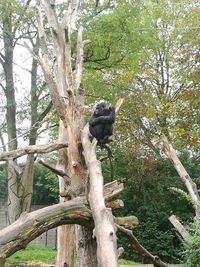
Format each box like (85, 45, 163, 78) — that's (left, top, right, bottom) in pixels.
(89, 102, 115, 144)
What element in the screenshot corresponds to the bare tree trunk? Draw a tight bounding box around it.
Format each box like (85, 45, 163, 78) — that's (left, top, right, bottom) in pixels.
(19, 38, 39, 213)
(7, 159, 20, 223)
(160, 134, 200, 219)
(75, 226, 97, 267)
(56, 224, 76, 267)
(169, 215, 189, 239)
(82, 125, 118, 267)
(19, 155, 35, 212)
(2, 4, 19, 223)
(56, 122, 76, 267)
(36, 1, 95, 266)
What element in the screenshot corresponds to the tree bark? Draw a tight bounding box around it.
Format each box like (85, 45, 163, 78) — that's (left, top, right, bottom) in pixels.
(0, 181, 124, 266)
(0, 199, 92, 263)
(168, 215, 189, 240)
(160, 134, 200, 219)
(82, 125, 118, 267)
(75, 226, 98, 267)
(19, 38, 39, 213)
(36, 1, 94, 266)
(117, 225, 169, 267)
(2, 1, 19, 224)
(7, 159, 21, 224)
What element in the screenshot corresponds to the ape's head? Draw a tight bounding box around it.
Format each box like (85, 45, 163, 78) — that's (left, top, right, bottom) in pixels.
(94, 102, 109, 117)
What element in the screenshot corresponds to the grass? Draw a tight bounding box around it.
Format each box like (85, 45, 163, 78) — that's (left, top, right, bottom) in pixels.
(6, 245, 137, 266)
(6, 245, 56, 264)
(118, 258, 138, 265)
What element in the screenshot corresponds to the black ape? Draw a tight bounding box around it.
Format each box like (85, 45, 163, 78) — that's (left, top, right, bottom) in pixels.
(89, 102, 115, 144)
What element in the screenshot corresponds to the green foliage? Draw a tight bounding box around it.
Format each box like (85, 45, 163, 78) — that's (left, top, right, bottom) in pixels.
(118, 258, 137, 265)
(113, 153, 198, 263)
(0, 164, 8, 199)
(83, 0, 200, 151)
(181, 222, 200, 267)
(0, 163, 58, 205)
(32, 163, 59, 205)
(6, 245, 56, 264)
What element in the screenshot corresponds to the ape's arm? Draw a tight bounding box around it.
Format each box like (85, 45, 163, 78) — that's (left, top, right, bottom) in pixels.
(89, 107, 115, 126)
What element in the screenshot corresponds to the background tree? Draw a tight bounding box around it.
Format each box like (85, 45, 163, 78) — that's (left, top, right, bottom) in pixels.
(0, 0, 53, 223)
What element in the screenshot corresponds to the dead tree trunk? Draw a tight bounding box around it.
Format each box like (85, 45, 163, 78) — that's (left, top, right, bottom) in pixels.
(160, 134, 200, 219)
(168, 215, 189, 239)
(82, 125, 118, 267)
(36, 1, 94, 266)
(2, 2, 19, 224)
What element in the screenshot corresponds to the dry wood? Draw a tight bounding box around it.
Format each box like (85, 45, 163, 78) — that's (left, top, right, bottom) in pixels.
(0, 181, 124, 264)
(169, 215, 189, 239)
(38, 159, 70, 181)
(160, 134, 200, 219)
(0, 143, 68, 161)
(117, 225, 169, 267)
(82, 124, 118, 267)
(106, 199, 124, 209)
(7, 159, 20, 224)
(36, 1, 67, 126)
(0, 199, 92, 261)
(104, 180, 124, 201)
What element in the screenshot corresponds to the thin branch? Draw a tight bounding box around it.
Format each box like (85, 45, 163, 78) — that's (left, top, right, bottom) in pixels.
(38, 159, 71, 183)
(74, 26, 91, 93)
(117, 225, 169, 267)
(38, 101, 53, 122)
(12, 0, 32, 36)
(0, 131, 6, 152)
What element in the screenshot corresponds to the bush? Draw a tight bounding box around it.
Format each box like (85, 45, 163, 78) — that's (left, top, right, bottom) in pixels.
(181, 222, 200, 267)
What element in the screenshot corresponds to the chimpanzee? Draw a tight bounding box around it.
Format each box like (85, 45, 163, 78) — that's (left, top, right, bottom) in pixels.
(89, 102, 115, 145)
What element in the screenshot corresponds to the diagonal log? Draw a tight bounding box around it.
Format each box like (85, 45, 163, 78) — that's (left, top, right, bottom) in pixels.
(169, 215, 189, 240)
(160, 134, 200, 219)
(117, 225, 169, 267)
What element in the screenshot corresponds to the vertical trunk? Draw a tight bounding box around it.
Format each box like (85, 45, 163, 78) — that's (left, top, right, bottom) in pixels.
(2, 4, 19, 224)
(75, 226, 97, 267)
(0, 257, 5, 267)
(56, 224, 75, 267)
(3, 4, 17, 152)
(56, 116, 87, 267)
(82, 126, 118, 267)
(37, 2, 97, 266)
(7, 159, 20, 223)
(19, 155, 35, 212)
(56, 122, 76, 267)
(19, 40, 39, 213)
